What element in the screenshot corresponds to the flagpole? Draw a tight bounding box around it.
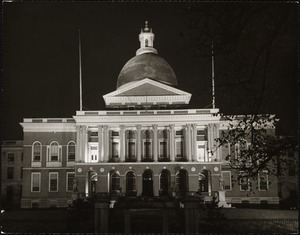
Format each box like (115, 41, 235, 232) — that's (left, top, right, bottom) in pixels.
(79, 30, 83, 111)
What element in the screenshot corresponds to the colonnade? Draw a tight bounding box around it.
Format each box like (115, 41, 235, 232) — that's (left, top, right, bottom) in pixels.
(76, 123, 220, 163)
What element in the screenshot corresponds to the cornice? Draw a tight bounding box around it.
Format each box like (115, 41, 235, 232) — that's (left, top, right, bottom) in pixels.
(73, 114, 221, 126)
(20, 122, 77, 132)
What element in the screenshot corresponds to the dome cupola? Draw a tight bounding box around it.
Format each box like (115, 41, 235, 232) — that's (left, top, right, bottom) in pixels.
(117, 21, 177, 89)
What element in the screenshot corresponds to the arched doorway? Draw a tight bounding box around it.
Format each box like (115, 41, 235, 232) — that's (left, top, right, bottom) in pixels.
(176, 169, 188, 196)
(198, 169, 210, 195)
(159, 170, 170, 196)
(110, 171, 120, 194)
(126, 171, 137, 196)
(89, 171, 97, 196)
(142, 170, 154, 197)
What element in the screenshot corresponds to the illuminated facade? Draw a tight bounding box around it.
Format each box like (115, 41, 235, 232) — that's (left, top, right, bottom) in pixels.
(20, 22, 279, 208)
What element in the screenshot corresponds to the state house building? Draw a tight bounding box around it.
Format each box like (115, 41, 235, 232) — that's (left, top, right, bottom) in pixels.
(20, 22, 279, 208)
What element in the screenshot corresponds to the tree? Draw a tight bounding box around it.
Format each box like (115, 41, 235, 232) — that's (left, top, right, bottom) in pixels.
(182, 3, 297, 178)
(215, 114, 297, 179)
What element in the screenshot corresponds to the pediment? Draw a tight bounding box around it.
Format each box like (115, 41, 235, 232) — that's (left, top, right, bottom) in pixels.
(104, 78, 190, 98)
(103, 78, 191, 106)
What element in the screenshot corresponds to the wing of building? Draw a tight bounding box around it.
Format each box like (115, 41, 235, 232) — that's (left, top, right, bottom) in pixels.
(19, 22, 280, 209)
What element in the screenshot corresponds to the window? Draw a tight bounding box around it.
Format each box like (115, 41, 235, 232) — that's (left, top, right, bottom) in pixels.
(67, 142, 76, 162)
(33, 142, 42, 162)
(258, 170, 269, 191)
(234, 140, 249, 159)
(128, 141, 136, 158)
(31, 173, 41, 192)
(112, 142, 119, 158)
(199, 170, 209, 193)
(197, 143, 208, 162)
(50, 142, 59, 161)
(49, 172, 58, 192)
(221, 171, 232, 191)
(66, 173, 75, 192)
(89, 145, 98, 162)
(7, 167, 14, 179)
(176, 140, 184, 158)
(89, 132, 98, 142)
(145, 39, 148, 47)
(111, 172, 120, 192)
(21, 167, 23, 179)
(197, 130, 207, 141)
(239, 172, 250, 191)
(7, 153, 15, 163)
(143, 141, 152, 158)
(159, 141, 167, 158)
(126, 172, 136, 195)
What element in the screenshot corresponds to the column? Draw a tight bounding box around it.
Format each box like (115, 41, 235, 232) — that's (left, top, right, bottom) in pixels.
(207, 124, 213, 161)
(214, 123, 221, 161)
(120, 125, 125, 162)
(192, 124, 197, 162)
(153, 124, 158, 162)
(82, 126, 88, 163)
(136, 125, 141, 162)
(186, 124, 192, 162)
(103, 125, 109, 162)
(76, 126, 80, 162)
(98, 125, 103, 162)
(170, 124, 175, 162)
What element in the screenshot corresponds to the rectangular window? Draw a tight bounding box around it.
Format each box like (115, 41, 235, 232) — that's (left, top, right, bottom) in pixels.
(31, 173, 41, 192)
(258, 170, 269, 191)
(144, 141, 151, 158)
(7, 153, 15, 163)
(128, 141, 136, 158)
(7, 167, 14, 179)
(49, 172, 58, 192)
(197, 130, 206, 141)
(112, 142, 119, 158)
(67, 173, 75, 192)
(159, 141, 167, 158)
(176, 140, 183, 158)
(221, 171, 232, 191)
(239, 171, 250, 191)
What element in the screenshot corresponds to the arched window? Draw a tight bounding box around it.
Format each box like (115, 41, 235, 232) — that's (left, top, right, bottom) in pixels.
(67, 141, 76, 162)
(159, 170, 170, 196)
(175, 169, 188, 196)
(126, 171, 136, 196)
(142, 170, 153, 197)
(50, 142, 59, 162)
(199, 170, 209, 193)
(145, 39, 149, 47)
(32, 142, 42, 162)
(110, 171, 120, 193)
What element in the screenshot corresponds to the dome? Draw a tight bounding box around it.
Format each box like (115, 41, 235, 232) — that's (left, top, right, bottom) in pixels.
(117, 53, 178, 89)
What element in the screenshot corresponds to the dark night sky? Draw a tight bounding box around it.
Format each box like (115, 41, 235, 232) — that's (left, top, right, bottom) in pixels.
(2, 2, 298, 140)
